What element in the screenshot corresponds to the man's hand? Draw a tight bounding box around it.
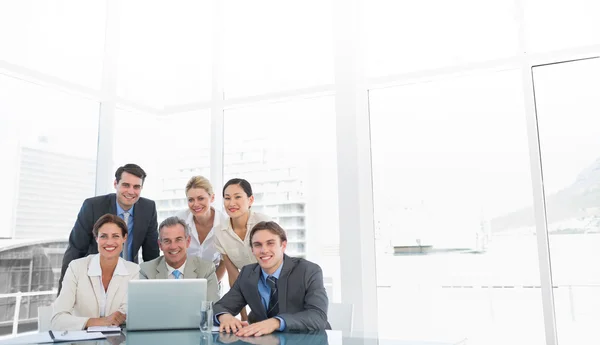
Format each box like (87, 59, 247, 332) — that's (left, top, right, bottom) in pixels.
(219, 313, 249, 333)
(235, 318, 280, 337)
(105, 311, 126, 326)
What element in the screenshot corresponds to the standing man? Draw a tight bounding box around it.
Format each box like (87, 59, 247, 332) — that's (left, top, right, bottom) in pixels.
(214, 221, 330, 335)
(59, 164, 159, 292)
(139, 216, 220, 302)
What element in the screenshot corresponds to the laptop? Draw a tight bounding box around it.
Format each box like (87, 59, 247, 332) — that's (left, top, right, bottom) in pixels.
(126, 279, 207, 331)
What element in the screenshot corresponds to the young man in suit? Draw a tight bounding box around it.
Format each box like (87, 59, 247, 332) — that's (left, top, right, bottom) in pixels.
(214, 221, 330, 335)
(139, 216, 220, 302)
(59, 164, 159, 292)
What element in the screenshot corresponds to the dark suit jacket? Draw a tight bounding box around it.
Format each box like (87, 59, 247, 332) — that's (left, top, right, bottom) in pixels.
(214, 254, 330, 332)
(59, 193, 159, 292)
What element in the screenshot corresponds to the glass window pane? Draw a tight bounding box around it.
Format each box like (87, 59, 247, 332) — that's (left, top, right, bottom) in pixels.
(533, 57, 600, 343)
(117, 0, 213, 108)
(0, 74, 99, 240)
(0, 0, 106, 88)
(370, 70, 545, 344)
(223, 0, 334, 98)
(113, 109, 211, 224)
(223, 96, 341, 301)
(365, 0, 519, 77)
(524, 0, 600, 53)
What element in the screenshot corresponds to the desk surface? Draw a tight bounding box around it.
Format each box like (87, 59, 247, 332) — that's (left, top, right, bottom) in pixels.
(18, 330, 465, 345)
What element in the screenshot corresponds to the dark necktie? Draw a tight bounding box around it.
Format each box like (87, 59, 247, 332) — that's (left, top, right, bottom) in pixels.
(266, 276, 279, 318)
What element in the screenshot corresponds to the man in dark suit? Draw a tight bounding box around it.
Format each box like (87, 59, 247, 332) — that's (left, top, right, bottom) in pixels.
(58, 164, 159, 292)
(214, 221, 330, 335)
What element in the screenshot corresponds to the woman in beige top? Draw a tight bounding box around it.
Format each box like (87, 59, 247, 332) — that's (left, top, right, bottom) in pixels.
(52, 214, 139, 330)
(215, 178, 270, 287)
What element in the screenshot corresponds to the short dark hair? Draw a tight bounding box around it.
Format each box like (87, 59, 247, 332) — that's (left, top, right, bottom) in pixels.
(222, 178, 253, 198)
(115, 164, 147, 184)
(93, 214, 128, 238)
(249, 221, 287, 247)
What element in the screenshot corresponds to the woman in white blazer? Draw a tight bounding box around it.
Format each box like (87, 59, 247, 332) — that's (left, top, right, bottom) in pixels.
(52, 214, 140, 330)
(175, 175, 228, 282)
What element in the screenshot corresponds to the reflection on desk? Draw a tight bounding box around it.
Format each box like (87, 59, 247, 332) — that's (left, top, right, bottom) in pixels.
(125, 330, 329, 345)
(13, 329, 465, 345)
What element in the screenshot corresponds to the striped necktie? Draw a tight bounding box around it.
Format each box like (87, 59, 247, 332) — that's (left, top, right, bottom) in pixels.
(121, 211, 130, 260)
(266, 276, 279, 318)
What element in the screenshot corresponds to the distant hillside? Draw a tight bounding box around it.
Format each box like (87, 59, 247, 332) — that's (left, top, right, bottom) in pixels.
(491, 156, 600, 232)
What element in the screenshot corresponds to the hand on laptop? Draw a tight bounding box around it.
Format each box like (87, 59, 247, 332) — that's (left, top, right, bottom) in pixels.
(218, 313, 249, 333)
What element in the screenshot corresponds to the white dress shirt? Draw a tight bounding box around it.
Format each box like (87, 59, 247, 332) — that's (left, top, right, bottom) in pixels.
(176, 208, 227, 266)
(165, 260, 187, 279)
(87, 255, 130, 317)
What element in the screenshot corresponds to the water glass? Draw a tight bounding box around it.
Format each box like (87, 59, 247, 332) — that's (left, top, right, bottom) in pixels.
(199, 301, 213, 332)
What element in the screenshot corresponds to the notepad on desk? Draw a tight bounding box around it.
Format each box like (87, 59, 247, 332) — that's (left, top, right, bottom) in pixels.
(87, 325, 122, 333)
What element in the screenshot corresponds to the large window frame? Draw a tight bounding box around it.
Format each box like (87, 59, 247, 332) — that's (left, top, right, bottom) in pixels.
(3, 0, 600, 342)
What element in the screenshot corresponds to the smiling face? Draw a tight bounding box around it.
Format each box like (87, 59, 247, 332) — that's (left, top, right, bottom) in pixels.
(158, 223, 190, 269)
(187, 187, 214, 219)
(114, 171, 143, 210)
(251, 229, 287, 275)
(223, 184, 254, 219)
(96, 222, 127, 260)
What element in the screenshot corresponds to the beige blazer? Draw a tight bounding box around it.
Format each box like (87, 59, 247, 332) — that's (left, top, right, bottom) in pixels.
(51, 255, 140, 330)
(139, 256, 220, 302)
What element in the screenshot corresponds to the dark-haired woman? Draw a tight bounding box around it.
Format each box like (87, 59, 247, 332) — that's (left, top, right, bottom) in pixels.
(51, 214, 139, 330)
(215, 179, 270, 319)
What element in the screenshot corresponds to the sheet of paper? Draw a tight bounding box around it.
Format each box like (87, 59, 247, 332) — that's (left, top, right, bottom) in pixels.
(0, 331, 106, 344)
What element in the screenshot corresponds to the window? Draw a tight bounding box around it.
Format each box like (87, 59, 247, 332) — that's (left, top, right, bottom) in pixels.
(369, 69, 544, 344)
(533, 57, 600, 344)
(223, 96, 341, 299)
(0, 74, 99, 240)
(113, 110, 211, 224)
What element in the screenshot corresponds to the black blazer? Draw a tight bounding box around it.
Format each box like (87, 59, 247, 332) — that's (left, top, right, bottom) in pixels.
(58, 193, 159, 292)
(214, 254, 331, 332)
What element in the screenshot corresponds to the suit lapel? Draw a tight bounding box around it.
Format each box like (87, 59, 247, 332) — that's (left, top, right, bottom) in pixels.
(108, 194, 117, 216)
(183, 258, 199, 279)
(104, 275, 124, 313)
(248, 265, 266, 319)
(156, 257, 169, 279)
(278, 255, 295, 314)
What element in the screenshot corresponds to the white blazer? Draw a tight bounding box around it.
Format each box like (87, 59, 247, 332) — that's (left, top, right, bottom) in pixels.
(51, 254, 140, 330)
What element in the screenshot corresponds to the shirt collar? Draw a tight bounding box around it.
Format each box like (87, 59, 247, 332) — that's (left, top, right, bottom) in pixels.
(166, 259, 187, 276)
(261, 258, 284, 281)
(87, 254, 130, 277)
(115, 199, 134, 217)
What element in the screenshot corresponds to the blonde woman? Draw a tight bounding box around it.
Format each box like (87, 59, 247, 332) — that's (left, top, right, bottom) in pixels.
(175, 176, 228, 281)
(51, 214, 139, 330)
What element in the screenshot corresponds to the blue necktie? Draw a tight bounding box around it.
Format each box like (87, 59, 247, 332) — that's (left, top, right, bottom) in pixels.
(173, 270, 182, 279)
